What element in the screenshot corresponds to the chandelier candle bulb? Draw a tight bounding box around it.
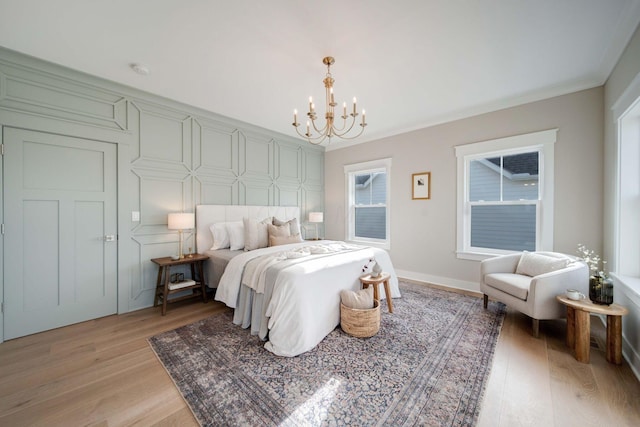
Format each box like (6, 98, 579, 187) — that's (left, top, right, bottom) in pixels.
(362, 109, 366, 125)
(343, 102, 347, 117)
(353, 97, 357, 115)
(293, 109, 298, 125)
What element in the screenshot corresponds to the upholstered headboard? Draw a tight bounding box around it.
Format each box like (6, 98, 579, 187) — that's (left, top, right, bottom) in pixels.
(195, 205, 301, 252)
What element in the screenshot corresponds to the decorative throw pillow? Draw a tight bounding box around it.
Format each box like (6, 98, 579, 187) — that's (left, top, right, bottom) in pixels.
(273, 217, 301, 237)
(515, 251, 569, 277)
(226, 221, 245, 251)
(243, 217, 272, 251)
(340, 287, 374, 310)
(269, 233, 303, 247)
(267, 223, 291, 245)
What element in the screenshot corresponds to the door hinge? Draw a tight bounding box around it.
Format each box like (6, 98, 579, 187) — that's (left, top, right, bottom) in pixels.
(1, 224, 4, 235)
(1, 302, 3, 314)
(1, 143, 4, 156)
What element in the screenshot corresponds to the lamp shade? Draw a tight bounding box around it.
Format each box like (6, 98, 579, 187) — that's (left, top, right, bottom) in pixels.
(167, 213, 195, 230)
(308, 212, 324, 223)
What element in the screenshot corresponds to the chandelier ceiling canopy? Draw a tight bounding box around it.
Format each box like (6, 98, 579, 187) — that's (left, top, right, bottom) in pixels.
(292, 57, 366, 145)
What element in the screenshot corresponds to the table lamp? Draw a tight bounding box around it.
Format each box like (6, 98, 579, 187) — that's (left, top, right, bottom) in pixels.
(167, 212, 195, 259)
(308, 212, 323, 240)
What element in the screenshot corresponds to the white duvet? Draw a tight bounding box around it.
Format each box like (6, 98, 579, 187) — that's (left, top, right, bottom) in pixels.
(214, 240, 400, 356)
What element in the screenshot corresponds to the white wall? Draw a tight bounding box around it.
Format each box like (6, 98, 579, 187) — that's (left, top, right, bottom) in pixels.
(325, 87, 604, 292)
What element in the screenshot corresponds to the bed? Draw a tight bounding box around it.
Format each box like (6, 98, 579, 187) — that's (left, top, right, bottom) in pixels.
(195, 204, 401, 357)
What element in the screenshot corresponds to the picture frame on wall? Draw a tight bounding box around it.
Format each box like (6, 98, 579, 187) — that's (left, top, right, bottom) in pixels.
(412, 172, 431, 200)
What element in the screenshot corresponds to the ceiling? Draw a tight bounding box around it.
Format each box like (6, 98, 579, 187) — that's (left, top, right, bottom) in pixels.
(1, 0, 639, 150)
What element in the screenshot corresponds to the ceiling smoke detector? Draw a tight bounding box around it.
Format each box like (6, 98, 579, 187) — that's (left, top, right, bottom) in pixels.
(130, 63, 150, 76)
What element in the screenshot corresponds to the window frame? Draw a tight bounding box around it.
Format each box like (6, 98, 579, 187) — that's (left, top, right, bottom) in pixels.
(344, 158, 392, 249)
(612, 74, 640, 288)
(455, 129, 557, 260)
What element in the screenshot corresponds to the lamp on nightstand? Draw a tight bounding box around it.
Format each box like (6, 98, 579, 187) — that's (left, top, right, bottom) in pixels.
(308, 212, 323, 240)
(167, 213, 195, 259)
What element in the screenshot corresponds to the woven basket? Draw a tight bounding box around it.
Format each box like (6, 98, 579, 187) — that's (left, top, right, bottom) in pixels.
(340, 300, 380, 338)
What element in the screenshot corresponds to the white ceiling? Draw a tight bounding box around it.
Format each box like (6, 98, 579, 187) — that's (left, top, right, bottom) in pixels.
(1, 0, 639, 149)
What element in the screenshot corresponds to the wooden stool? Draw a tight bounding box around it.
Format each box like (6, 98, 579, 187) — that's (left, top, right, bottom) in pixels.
(360, 272, 393, 313)
(556, 295, 628, 364)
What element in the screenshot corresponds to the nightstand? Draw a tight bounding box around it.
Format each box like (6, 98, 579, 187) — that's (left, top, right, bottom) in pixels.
(151, 253, 209, 315)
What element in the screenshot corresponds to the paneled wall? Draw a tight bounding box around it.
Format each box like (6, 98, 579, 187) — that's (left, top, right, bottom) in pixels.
(0, 47, 324, 313)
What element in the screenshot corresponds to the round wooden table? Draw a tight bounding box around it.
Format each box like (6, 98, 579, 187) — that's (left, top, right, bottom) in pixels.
(360, 272, 393, 313)
(556, 295, 628, 364)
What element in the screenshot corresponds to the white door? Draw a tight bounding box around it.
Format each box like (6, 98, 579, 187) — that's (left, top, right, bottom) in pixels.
(3, 128, 118, 339)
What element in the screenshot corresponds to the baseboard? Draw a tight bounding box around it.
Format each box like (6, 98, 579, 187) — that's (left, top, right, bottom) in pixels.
(623, 332, 640, 382)
(612, 275, 640, 382)
(593, 313, 640, 382)
(394, 269, 481, 295)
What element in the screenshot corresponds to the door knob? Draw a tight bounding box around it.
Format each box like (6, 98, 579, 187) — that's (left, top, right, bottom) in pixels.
(103, 235, 116, 242)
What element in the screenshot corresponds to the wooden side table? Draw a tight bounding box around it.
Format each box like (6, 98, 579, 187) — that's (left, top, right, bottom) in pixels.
(151, 253, 209, 315)
(360, 272, 393, 313)
(556, 295, 628, 364)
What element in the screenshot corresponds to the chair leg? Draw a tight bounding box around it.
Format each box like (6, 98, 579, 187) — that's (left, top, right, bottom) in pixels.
(532, 318, 540, 338)
(483, 294, 488, 309)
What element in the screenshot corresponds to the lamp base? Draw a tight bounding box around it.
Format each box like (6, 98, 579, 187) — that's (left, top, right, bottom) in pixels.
(178, 230, 185, 260)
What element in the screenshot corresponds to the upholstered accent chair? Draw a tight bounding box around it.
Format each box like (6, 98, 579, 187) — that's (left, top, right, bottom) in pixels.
(480, 251, 589, 337)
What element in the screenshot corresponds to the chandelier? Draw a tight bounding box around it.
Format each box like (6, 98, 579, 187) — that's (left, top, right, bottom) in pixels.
(292, 56, 367, 145)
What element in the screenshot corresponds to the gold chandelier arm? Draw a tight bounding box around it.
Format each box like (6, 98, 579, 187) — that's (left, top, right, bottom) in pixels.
(293, 123, 330, 145)
(309, 116, 329, 135)
(330, 112, 356, 133)
(331, 122, 367, 140)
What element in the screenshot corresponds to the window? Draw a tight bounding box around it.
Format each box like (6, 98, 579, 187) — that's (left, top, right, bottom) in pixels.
(344, 158, 391, 249)
(614, 86, 640, 282)
(455, 130, 556, 260)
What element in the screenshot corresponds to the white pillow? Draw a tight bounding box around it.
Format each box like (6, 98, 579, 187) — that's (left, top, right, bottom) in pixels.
(273, 217, 301, 237)
(243, 217, 272, 251)
(515, 252, 569, 277)
(209, 221, 239, 250)
(340, 287, 374, 309)
(226, 221, 245, 251)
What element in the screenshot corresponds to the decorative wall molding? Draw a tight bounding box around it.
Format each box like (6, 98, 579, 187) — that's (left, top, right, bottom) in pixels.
(0, 46, 324, 313)
(0, 61, 128, 131)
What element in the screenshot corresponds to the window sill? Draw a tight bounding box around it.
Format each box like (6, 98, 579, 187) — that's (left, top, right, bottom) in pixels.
(611, 273, 640, 305)
(456, 251, 510, 262)
(347, 239, 390, 251)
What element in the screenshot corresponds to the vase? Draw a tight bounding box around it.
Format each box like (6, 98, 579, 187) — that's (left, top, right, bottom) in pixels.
(589, 276, 613, 305)
(370, 262, 382, 278)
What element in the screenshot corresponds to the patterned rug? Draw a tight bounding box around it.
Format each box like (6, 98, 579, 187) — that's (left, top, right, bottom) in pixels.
(149, 281, 506, 426)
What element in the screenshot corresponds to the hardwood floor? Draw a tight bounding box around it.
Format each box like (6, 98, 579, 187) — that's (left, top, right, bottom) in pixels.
(478, 307, 640, 427)
(1, 294, 639, 426)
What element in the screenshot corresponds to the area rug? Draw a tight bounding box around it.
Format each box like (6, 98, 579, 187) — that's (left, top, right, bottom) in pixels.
(149, 281, 506, 426)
